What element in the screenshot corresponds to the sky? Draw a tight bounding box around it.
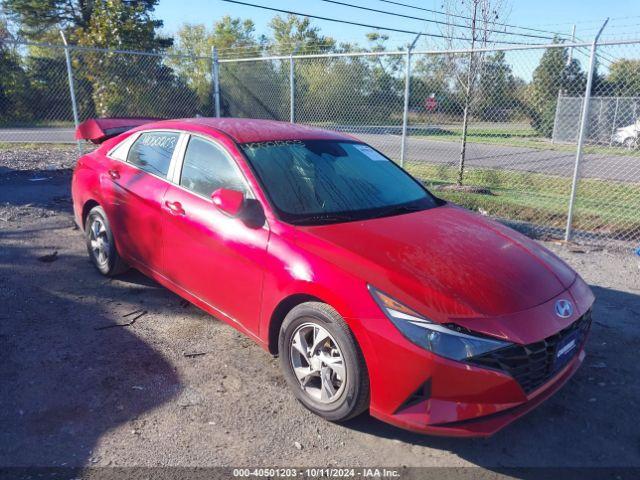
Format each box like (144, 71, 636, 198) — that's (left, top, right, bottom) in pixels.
(155, 0, 640, 50)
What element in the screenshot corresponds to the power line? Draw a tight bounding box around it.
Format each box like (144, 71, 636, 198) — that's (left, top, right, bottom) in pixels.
(572, 35, 618, 66)
(372, 0, 570, 37)
(219, 0, 539, 45)
(535, 15, 640, 27)
(578, 22, 640, 33)
(317, 0, 556, 41)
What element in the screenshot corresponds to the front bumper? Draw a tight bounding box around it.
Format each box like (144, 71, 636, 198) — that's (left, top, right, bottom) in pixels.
(370, 347, 585, 437)
(352, 277, 594, 438)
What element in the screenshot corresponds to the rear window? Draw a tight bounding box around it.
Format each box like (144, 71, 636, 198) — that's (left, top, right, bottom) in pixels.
(127, 131, 179, 178)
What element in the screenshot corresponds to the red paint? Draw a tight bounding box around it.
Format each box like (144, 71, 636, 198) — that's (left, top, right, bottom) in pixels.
(76, 117, 158, 143)
(425, 96, 438, 111)
(211, 188, 245, 217)
(72, 117, 595, 437)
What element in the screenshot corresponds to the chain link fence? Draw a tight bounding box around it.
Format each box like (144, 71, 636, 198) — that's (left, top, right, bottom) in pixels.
(219, 41, 640, 244)
(1, 38, 639, 244)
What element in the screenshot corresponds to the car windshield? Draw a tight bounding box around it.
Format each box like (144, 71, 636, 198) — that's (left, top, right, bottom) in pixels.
(240, 139, 441, 225)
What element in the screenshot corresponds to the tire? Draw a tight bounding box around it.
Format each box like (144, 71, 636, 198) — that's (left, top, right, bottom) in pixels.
(85, 205, 128, 276)
(278, 302, 369, 422)
(623, 137, 638, 150)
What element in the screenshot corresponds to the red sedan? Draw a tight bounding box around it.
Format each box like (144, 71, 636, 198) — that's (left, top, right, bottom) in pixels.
(72, 117, 594, 437)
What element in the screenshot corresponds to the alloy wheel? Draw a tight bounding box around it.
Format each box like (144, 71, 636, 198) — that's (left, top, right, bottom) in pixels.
(89, 217, 109, 266)
(289, 323, 346, 403)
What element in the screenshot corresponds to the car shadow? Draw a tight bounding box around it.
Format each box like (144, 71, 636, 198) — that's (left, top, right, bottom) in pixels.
(342, 285, 640, 469)
(0, 168, 73, 213)
(0, 232, 183, 471)
(107, 268, 163, 289)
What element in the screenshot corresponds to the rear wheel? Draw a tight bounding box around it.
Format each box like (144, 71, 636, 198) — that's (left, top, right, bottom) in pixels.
(623, 137, 638, 150)
(278, 302, 369, 422)
(85, 205, 128, 276)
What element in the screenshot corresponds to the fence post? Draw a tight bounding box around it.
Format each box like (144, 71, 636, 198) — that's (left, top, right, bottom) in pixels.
(289, 51, 296, 123)
(564, 18, 608, 242)
(400, 34, 421, 168)
(212, 47, 221, 118)
(567, 24, 576, 67)
(60, 31, 82, 155)
(551, 90, 562, 144)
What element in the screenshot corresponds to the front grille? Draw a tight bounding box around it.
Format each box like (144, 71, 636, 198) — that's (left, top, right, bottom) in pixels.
(467, 309, 592, 394)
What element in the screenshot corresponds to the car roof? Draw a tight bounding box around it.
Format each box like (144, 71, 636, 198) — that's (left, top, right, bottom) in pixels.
(142, 117, 354, 143)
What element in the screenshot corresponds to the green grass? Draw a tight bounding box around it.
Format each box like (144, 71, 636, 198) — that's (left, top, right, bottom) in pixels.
(0, 121, 75, 128)
(406, 163, 640, 239)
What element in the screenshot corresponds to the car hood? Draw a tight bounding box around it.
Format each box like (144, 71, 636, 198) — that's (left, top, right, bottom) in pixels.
(297, 204, 576, 319)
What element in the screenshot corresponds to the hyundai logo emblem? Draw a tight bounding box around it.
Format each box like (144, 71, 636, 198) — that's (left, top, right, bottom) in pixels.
(555, 299, 573, 318)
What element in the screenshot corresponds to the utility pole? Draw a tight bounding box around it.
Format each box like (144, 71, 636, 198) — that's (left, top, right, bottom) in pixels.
(567, 24, 576, 67)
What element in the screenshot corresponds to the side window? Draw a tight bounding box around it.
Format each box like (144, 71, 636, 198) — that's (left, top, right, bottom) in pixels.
(109, 135, 135, 161)
(180, 136, 246, 197)
(127, 131, 179, 178)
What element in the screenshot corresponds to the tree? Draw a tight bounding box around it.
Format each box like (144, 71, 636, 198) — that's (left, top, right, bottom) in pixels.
(76, 0, 170, 50)
(3, 0, 170, 49)
(169, 16, 259, 114)
(527, 42, 585, 137)
(360, 32, 403, 122)
(440, 0, 511, 186)
(73, 1, 196, 118)
(605, 60, 640, 97)
(412, 54, 462, 116)
(4, 0, 178, 119)
(475, 51, 518, 121)
(268, 15, 338, 122)
(0, 19, 32, 123)
(268, 14, 335, 54)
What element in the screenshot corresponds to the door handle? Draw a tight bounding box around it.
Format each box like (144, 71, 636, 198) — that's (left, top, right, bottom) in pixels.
(165, 200, 185, 216)
(108, 169, 120, 180)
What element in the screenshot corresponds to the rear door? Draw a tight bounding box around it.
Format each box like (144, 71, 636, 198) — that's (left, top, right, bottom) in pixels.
(104, 130, 183, 273)
(161, 134, 270, 334)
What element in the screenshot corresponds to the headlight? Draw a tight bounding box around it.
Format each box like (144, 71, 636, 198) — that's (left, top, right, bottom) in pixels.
(368, 286, 512, 361)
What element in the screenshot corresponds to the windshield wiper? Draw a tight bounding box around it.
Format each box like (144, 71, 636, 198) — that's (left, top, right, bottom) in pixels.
(294, 213, 355, 225)
(375, 203, 425, 218)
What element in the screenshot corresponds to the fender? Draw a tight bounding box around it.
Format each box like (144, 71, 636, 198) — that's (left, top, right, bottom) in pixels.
(257, 228, 384, 385)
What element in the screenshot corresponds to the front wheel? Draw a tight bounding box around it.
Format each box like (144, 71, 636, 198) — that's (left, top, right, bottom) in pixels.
(85, 205, 128, 276)
(278, 302, 369, 422)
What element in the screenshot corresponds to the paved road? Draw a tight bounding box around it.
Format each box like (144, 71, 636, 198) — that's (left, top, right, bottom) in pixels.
(2, 127, 638, 182)
(358, 133, 640, 183)
(0, 127, 75, 143)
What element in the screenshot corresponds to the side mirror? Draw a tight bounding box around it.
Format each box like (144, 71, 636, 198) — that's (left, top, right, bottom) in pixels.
(239, 198, 266, 229)
(211, 188, 266, 229)
(211, 188, 244, 217)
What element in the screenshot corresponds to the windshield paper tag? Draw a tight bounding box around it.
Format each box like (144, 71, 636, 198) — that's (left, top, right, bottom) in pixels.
(354, 144, 388, 162)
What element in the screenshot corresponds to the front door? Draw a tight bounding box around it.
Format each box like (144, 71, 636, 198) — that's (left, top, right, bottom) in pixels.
(161, 135, 270, 335)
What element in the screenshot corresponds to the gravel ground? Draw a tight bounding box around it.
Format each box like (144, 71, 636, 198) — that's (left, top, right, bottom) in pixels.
(1, 145, 639, 475)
